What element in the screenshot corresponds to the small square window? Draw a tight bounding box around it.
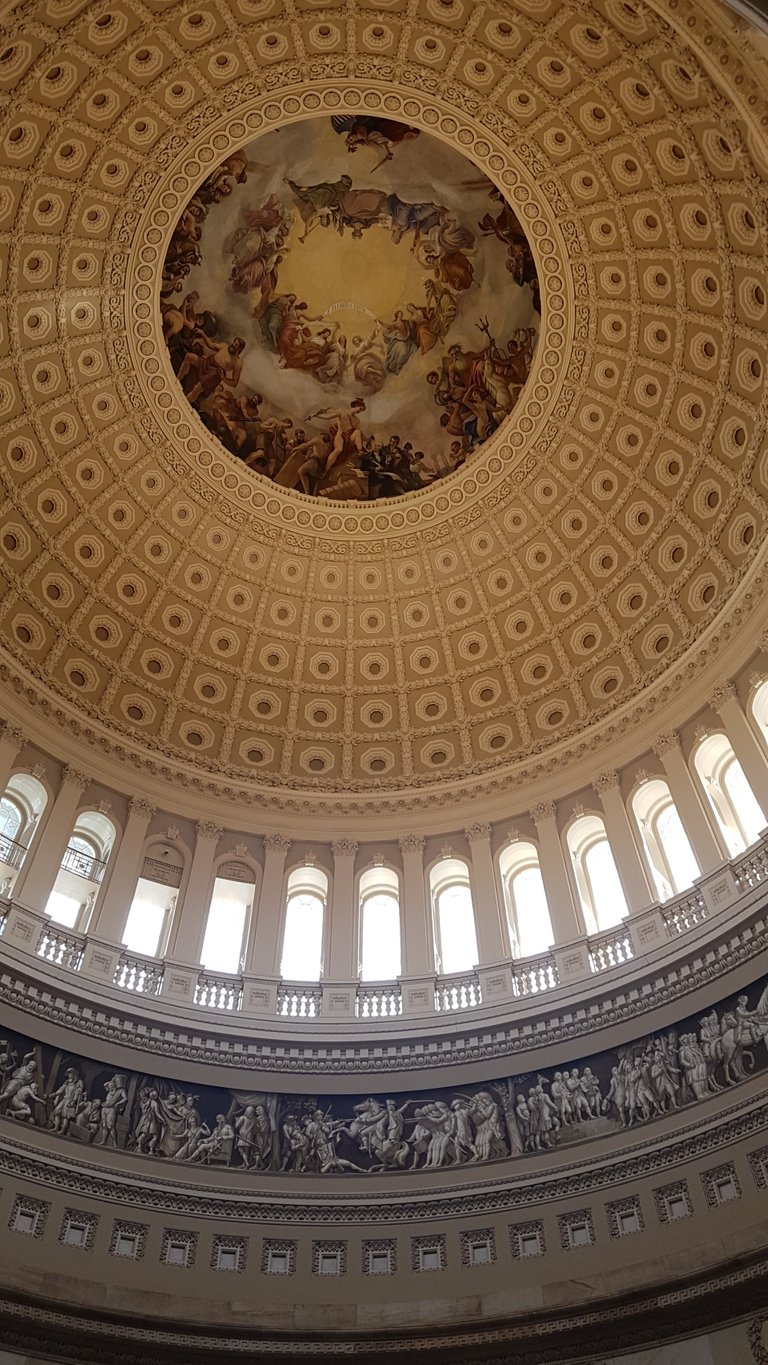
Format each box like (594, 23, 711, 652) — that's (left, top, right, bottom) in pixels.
(167, 1242, 188, 1266)
(419, 1247, 440, 1272)
(667, 1196, 688, 1221)
(469, 1240, 491, 1265)
(570, 1223, 589, 1247)
(14, 1210, 37, 1235)
(715, 1177, 737, 1204)
(267, 1250, 289, 1275)
(64, 1222, 88, 1247)
(216, 1247, 238, 1272)
(520, 1233, 540, 1258)
(370, 1251, 391, 1275)
(618, 1211, 639, 1236)
(115, 1233, 138, 1259)
(319, 1252, 340, 1276)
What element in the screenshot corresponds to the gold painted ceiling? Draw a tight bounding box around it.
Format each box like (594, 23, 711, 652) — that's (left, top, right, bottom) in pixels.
(0, 0, 767, 813)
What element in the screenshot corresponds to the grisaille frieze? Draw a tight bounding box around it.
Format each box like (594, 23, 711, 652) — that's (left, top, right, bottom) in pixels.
(1, 977, 767, 1178)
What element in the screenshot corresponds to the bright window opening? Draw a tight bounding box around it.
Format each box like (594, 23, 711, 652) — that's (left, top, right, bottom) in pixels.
(430, 859, 478, 975)
(694, 733, 766, 856)
(566, 815, 628, 934)
(200, 869, 255, 973)
(281, 865, 327, 981)
(632, 778, 699, 901)
(499, 841, 553, 957)
(359, 866, 401, 981)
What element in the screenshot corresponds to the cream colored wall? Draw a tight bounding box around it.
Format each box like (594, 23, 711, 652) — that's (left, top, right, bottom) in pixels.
(608, 1322, 755, 1363)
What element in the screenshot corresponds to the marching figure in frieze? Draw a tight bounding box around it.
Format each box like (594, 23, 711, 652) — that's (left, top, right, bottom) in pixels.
(50, 1066, 86, 1136)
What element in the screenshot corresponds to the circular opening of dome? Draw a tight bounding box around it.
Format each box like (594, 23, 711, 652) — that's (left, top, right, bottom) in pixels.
(161, 117, 540, 502)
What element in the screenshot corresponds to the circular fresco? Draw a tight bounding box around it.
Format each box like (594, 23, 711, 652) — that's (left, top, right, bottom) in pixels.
(161, 117, 540, 502)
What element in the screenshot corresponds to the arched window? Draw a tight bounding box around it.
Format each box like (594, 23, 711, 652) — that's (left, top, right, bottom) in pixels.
(281, 865, 327, 982)
(0, 796, 22, 841)
(632, 779, 700, 901)
(359, 866, 401, 981)
(751, 679, 768, 750)
(693, 733, 766, 856)
(0, 773, 48, 876)
(430, 858, 479, 976)
(200, 861, 256, 974)
(566, 814, 628, 934)
(498, 840, 553, 957)
(123, 841, 184, 957)
(45, 810, 117, 929)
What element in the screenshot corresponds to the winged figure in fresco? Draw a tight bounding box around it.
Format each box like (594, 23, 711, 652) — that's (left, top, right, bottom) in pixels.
(330, 114, 421, 171)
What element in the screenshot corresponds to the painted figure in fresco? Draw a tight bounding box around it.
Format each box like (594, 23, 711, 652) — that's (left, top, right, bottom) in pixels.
(132, 1087, 166, 1155)
(281, 1115, 311, 1173)
(187, 1115, 234, 1165)
(330, 115, 420, 171)
(75, 1096, 102, 1141)
(285, 174, 353, 241)
(307, 398, 367, 473)
(5, 1079, 44, 1123)
(98, 1073, 128, 1147)
(0, 1052, 37, 1109)
(468, 1091, 507, 1162)
(679, 1033, 712, 1101)
(50, 1067, 86, 1135)
(411, 1100, 455, 1168)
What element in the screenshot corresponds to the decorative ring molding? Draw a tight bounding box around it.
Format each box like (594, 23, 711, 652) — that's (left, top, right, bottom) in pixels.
(121, 83, 577, 539)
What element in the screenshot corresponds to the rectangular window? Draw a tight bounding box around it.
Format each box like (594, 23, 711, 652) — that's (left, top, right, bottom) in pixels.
(216, 1247, 238, 1272)
(520, 1232, 540, 1258)
(267, 1250, 289, 1275)
(369, 1251, 391, 1275)
(469, 1240, 491, 1265)
(63, 1222, 88, 1247)
(115, 1233, 138, 1259)
(618, 1210, 640, 1236)
(569, 1222, 590, 1248)
(14, 1209, 37, 1235)
(667, 1196, 688, 1221)
(318, 1251, 340, 1276)
(166, 1241, 188, 1266)
(715, 1176, 737, 1204)
(419, 1247, 441, 1272)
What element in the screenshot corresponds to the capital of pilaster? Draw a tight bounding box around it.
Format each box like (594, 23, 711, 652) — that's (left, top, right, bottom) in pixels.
(654, 730, 681, 757)
(465, 822, 492, 844)
(592, 770, 619, 796)
(530, 800, 556, 825)
(195, 820, 223, 842)
(128, 797, 156, 822)
(62, 765, 89, 791)
(263, 833, 291, 855)
(709, 681, 737, 712)
(0, 723, 25, 751)
(399, 835, 425, 855)
(332, 838, 359, 859)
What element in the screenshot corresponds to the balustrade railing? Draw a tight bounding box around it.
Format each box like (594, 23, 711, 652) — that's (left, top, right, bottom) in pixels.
(60, 844, 107, 882)
(662, 887, 709, 936)
(276, 982, 322, 1019)
(114, 951, 164, 996)
(512, 953, 559, 996)
(0, 833, 27, 870)
(195, 973, 243, 1011)
(356, 982, 402, 1018)
(733, 841, 768, 891)
(36, 923, 84, 971)
(1, 831, 768, 1024)
(435, 972, 482, 1012)
(587, 926, 634, 974)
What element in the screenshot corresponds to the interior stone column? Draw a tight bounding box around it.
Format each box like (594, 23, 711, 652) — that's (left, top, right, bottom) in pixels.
(593, 772, 655, 912)
(246, 834, 290, 976)
(398, 835, 433, 977)
(89, 798, 156, 944)
(710, 682, 768, 818)
(168, 820, 222, 964)
(654, 731, 724, 871)
(326, 839, 358, 980)
(464, 822, 508, 964)
(529, 801, 583, 944)
(13, 766, 89, 912)
(0, 724, 25, 796)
